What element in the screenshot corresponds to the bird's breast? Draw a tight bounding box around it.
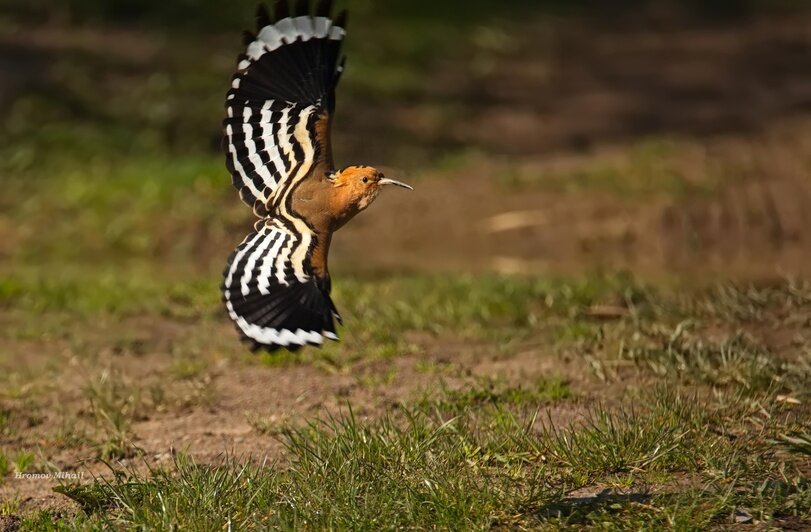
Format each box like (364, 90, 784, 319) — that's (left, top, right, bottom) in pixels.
(290, 179, 357, 233)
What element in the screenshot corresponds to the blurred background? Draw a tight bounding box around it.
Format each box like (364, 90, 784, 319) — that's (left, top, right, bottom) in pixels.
(2, 1, 811, 514)
(1, 0, 811, 283)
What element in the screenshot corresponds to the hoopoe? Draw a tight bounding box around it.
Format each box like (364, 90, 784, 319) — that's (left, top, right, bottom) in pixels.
(221, 1, 412, 351)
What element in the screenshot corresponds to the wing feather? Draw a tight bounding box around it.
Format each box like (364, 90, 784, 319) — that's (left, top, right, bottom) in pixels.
(222, 218, 339, 351)
(223, 1, 346, 214)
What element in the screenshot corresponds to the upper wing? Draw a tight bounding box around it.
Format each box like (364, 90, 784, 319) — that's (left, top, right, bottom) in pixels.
(223, 0, 347, 216)
(222, 217, 340, 351)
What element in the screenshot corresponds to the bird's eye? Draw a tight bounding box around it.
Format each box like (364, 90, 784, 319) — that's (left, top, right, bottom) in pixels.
(362, 177, 369, 183)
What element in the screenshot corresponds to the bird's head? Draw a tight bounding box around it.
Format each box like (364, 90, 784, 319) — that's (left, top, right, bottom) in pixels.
(327, 165, 412, 214)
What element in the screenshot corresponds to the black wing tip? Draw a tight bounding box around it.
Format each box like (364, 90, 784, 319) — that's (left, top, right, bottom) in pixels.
(315, 0, 333, 17)
(231, 0, 348, 109)
(294, 0, 310, 17)
(252, 1, 345, 31)
(334, 9, 348, 30)
(242, 30, 257, 46)
(257, 0, 336, 25)
(256, 3, 272, 28)
(274, 0, 290, 21)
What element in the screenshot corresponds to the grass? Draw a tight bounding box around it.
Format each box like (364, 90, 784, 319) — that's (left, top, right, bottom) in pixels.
(2, 4, 811, 529)
(0, 452, 8, 482)
(694, 279, 811, 322)
(246, 413, 288, 436)
(0, 497, 20, 516)
(779, 431, 811, 458)
(570, 279, 811, 398)
(54, 412, 552, 529)
(80, 369, 221, 460)
(49, 386, 811, 529)
(0, 265, 640, 366)
(0, 409, 10, 435)
(1, 155, 240, 270)
(622, 331, 786, 392)
(0, 276, 809, 527)
(2, 264, 809, 527)
(420, 376, 571, 411)
(12, 452, 35, 475)
(497, 137, 718, 198)
(541, 405, 689, 481)
(83, 372, 143, 461)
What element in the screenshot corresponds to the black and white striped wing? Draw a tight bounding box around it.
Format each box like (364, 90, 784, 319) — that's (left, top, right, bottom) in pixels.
(223, 0, 347, 215)
(222, 219, 339, 351)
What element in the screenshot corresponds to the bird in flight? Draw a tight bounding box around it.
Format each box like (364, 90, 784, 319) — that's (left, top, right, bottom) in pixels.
(221, 1, 412, 352)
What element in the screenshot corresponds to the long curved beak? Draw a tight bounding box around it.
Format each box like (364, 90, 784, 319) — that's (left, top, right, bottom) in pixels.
(379, 177, 413, 190)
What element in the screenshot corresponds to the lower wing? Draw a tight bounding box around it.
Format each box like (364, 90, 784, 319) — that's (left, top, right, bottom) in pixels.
(221, 218, 340, 351)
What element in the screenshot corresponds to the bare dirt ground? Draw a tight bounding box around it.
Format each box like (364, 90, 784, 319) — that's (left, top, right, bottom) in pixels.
(0, 315, 599, 514)
(336, 12, 811, 279)
(337, 116, 811, 280)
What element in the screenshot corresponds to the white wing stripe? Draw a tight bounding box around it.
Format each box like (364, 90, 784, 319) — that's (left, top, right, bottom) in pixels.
(293, 16, 315, 41)
(228, 11, 346, 211)
(329, 26, 346, 40)
(258, 102, 278, 182)
(225, 124, 263, 202)
(246, 40, 266, 61)
(229, 311, 325, 347)
(264, 153, 288, 176)
(276, 107, 297, 170)
(288, 108, 317, 283)
(226, 100, 306, 209)
(257, 24, 284, 51)
(274, 18, 297, 44)
(239, 227, 275, 296)
(241, 107, 277, 188)
(275, 230, 297, 286)
(239, 108, 260, 184)
(260, 106, 290, 177)
(224, 230, 264, 288)
(253, 17, 339, 52)
(257, 228, 288, 295)
(313, 17, 331, 39)
(223, 221, 338, 348)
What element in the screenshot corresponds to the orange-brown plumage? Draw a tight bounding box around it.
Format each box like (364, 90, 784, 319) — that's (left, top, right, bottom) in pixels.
(290, 165, 411, 234)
